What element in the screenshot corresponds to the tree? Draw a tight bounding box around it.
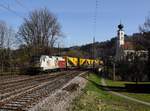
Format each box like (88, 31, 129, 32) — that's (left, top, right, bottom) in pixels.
(139, 14, 150, 80)
(18, 8, 62, 56)
(139, 15, 150, 32)
(0, 21, 7, 49)
(0, 20, 16, 74)
(139, 15, 150, 49)
(0, 21, 6, 73)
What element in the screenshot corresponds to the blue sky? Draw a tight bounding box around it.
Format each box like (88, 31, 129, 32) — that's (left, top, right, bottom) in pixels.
(0, 0, 150, 47)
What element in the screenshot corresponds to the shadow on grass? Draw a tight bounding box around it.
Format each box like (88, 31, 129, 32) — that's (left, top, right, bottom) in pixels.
(84, 75, 150, 94)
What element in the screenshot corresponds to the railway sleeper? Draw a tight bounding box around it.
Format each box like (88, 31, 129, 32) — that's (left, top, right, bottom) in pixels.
(0, 85, 37, 101)
(11, 101, 26, 104)
(0, 106, 21, 110)
(0, 71, 80, 110)
(4, 103, 23, 107)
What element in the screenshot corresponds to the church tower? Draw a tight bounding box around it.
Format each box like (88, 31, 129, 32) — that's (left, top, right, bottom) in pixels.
(117, 23, 124, 46)
(116, 23, 125, 61)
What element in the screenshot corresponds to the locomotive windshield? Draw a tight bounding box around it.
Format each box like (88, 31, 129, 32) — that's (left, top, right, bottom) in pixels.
(30, 55, 41, 64)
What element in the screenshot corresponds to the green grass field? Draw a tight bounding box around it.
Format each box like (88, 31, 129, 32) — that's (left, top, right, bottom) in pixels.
(105, 79, 150, 103)
(106, 79, 150, 87)
(69, 73, 150, 111)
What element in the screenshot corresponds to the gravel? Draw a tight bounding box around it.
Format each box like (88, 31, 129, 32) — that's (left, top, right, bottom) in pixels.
(29, 75, 87, 111)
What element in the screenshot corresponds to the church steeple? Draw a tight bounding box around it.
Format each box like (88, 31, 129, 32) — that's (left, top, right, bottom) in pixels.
(117, 23, 124, 46)
(116, 23, 125, 61)
(118, 23, 124, 30)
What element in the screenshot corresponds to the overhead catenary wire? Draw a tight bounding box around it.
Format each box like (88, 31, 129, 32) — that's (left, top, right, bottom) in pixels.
(15, 0, 29, 11)
(0, 3, 24, 19)
(92, 0, 99, 59)
(93, 0, 99, 39)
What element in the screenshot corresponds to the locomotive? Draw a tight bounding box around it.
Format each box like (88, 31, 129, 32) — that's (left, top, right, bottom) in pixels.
(30, 55, 103, 72)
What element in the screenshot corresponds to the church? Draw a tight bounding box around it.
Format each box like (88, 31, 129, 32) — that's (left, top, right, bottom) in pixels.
(115, 23, 148, 61)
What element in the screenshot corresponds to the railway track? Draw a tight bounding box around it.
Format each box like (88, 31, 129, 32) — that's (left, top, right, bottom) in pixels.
(0, 75, 29, 84)
(0, 70, 83, 111)
(0, 72, 63, 85)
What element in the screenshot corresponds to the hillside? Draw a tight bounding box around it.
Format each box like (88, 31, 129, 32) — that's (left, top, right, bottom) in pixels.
(61, 32, 148, 59)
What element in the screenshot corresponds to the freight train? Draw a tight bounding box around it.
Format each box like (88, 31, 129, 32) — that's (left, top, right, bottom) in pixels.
(29, 55, 103, 72)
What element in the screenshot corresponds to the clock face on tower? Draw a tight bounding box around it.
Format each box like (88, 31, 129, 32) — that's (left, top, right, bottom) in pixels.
(121, 32, 123, 36)
(119, 31, 124, 35)
(120, 31, 124, 39)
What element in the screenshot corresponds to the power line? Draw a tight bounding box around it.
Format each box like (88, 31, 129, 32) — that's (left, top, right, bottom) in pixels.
(15, 0, 28, 10)
(0, 3, 24, 18)
(92, 0, 99, 64)
(93, 0, 99, 38)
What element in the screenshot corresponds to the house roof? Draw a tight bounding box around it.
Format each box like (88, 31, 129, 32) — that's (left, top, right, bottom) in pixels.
(121, 41, 134, 50)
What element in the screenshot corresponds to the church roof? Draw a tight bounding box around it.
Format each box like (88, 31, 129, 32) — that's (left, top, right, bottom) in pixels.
(122, 41, 134, 50)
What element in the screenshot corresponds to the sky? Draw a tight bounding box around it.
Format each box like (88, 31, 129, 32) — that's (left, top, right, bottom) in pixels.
(0, 0, 150, 47)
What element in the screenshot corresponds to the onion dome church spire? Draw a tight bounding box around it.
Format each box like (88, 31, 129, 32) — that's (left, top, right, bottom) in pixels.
(118, 23, 124, 30)
(116, 22, 125, 61)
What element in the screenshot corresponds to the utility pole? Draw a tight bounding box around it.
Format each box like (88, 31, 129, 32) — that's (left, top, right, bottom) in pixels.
(93, 37, 95, 58)
(93, 37, 95, 70)
(58, 42, 60, 56)
(92, 0, 98, 71)
(113, 62, 116, 80)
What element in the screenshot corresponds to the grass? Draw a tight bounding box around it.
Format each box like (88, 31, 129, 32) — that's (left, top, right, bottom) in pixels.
(105, 79, 150, 103)
(106, 79, 134, 87)
(69, 73, 150, 111)
(106, 79, 150, 87)
(122, 93, 150, 103)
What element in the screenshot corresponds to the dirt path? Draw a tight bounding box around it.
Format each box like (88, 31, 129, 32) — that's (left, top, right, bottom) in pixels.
(101, 78, 150, 107)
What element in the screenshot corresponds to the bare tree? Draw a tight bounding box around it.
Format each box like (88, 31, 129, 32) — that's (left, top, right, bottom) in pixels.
(0, 21, 7, 49)
(138, 15, 150, 49)
(0, 21, 16, 74)
(18, 8, 62, 56)
(139, 14, 150, 80)
(0, 21, 7, 73)
(139, 16, 150, 32)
